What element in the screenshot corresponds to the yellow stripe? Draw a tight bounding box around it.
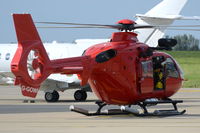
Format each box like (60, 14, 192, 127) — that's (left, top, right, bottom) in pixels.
(179, 89, 200, 92)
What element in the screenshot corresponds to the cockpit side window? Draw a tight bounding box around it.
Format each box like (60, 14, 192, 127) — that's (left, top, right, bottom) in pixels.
(5, 53, 10, 60)
(141, 60, 153, 78)
(164, 58, 179, 78)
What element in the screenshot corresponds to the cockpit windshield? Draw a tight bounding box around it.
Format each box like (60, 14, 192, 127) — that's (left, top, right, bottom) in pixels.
(163, 58, 182, 78)
(141, 57, 182, 79)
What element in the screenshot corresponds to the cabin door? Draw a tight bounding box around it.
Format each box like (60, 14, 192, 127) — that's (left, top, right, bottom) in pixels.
(139, 60, 154, 94)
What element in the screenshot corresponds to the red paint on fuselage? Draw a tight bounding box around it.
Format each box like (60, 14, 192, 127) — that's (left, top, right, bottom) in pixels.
(84, 32, 183, 105)
(12, 14, 183, 104)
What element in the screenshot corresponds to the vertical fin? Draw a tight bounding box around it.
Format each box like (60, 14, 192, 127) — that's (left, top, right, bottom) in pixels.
(145, 0, 187, 16)
(13, 14, 42, 42)
(12, 14, 51, 98)
(136, 0, 188, 47)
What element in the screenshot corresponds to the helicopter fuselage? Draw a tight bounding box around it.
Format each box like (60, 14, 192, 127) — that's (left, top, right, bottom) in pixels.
(84, 32, 183, 105)
(11, 14, 183, 107)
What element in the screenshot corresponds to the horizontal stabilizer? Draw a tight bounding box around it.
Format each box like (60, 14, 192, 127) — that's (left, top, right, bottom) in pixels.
(61, 67, 83, 74)
(136, 14, 200, 21)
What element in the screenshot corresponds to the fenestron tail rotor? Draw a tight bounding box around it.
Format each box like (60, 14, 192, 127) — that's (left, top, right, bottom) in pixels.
(27, 50, 42, 80)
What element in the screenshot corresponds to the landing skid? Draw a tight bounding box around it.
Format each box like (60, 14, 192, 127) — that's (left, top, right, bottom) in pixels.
(69, 99, 186, 117)
(133, 99, 186, 116)
(70, 101, 129, 116)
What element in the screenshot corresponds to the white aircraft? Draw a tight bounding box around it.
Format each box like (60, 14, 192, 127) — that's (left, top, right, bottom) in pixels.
(0, 0, 194, 102)
(0, 40, 108, 102)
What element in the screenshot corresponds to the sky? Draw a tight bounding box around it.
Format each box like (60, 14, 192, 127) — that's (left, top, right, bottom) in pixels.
(0, 0, 200, 43)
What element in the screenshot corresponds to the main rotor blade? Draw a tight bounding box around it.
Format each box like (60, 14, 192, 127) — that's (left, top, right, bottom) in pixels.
(35, 21, 200, 31)
(35, 21, 116, 27)
(36, 21, 121, 30)
(155, 25, 200, 28)
(166, 28, 200, 31)
(36, 21, 151, 30)
(36, 21, 200, 28)
(134, 25, 154, 29)
(37, 26, 112, 29)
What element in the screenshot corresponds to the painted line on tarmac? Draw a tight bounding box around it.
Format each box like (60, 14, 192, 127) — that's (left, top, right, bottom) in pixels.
(179, 89, 200, 93)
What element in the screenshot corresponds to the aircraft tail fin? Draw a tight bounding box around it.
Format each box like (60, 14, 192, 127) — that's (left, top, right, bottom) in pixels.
(145, 0, 187, 17)
(135, 0, 188, 47)
(12, 14, 90, 98)
(12, 14, 51, 98)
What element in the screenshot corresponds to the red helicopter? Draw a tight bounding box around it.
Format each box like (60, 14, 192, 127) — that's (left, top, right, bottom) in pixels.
(11, 14, 185, 116)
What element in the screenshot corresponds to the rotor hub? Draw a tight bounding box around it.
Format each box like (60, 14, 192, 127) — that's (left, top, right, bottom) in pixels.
(116, 19, 136, 32)
(117, 19, 136, 25)
(32, 59, 40, 70)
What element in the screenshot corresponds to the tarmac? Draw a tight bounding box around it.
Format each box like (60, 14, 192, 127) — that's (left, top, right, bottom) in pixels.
(0, 85, 200, 133)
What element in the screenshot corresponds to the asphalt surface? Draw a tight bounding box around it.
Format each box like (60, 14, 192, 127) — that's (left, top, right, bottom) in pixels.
(0, 85, 200, 133)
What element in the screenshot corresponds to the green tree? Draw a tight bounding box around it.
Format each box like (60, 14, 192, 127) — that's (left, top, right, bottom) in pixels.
(170, 34, 200, 51)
